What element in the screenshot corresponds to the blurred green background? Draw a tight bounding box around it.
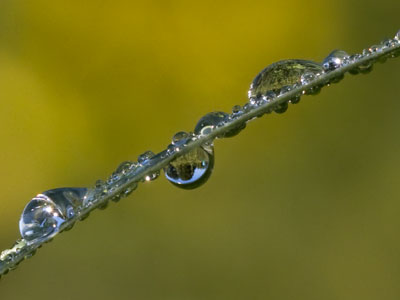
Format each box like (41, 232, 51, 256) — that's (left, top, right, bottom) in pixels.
(0, 0, 400, 299)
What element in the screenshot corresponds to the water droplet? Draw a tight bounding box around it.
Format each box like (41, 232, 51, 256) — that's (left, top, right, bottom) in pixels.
(116, 161, 136, 175)
(232, 105, 242, 114)
(172, 131, 189, 145)
(143, 172, 159, 182)
(164, 145, 214, 189)
(300, 72, 322, 94)
(194, 111, 243, 138)
(248, 59, 323, 100)
(171, 131, 191, 151)
(19, 188, 88, 245)
(137, 150, 160, 181)
(138, 151, 155, 164)
(322, 50, 350, 71)
(358, 61, 373, 74)
(395, 29, 400, 41)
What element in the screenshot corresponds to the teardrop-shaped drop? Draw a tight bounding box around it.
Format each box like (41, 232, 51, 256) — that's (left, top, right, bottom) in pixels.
(322, 50, 350, 71)
(164, 145, 214, 189)
(19, 188, 87, 245)
(248, 59, 323, 100)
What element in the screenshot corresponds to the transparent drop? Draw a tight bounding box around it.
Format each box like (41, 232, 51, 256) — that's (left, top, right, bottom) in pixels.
(138, 151, 155, 164)
(300, 72, 322, 95)
(171, 131, 191, 151)
(230, 105, 244, 119)
(164, 145, 214, 189)
(348, 54, 362, 75)
(322, 50, 350, 71)
(116, 161, 136, 175)
(19, 188, 88, 245)
(195, 111, 243, 138)
(143, 172, 160, 182)
(137, 150, 159, 181)
(395, 29, 400, 41)
(232, 105, 242, 114)
(248, 59, 323, 100)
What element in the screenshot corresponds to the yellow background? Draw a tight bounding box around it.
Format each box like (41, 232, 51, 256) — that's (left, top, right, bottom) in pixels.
(1, 1, 400, 299)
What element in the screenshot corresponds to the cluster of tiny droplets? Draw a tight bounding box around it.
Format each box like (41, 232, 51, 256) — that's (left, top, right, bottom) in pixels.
(1, 29, 399, 279)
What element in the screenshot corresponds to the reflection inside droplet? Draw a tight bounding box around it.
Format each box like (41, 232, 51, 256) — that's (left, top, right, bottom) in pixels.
(164, 145, 214, 189)
(19, 188, 87, 245)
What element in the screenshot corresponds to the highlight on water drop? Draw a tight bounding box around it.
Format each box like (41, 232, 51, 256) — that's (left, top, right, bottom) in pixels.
(19, 188, 88, 245)
(164, 144, 214, 190)
(248, 59, 323, 100)
(195, 111, 244, 138)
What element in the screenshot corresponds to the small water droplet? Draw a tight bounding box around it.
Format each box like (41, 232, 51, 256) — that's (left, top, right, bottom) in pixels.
(273, 102, 288, 114)
(395, 29, 400, 42)
(97, 201, 109, 210)
(143, 171, 160, 182)
(232, 105, 242, 114)
(322, 50, 350, 71)
(194, 111, 243, 138)
(359, 61, 373, 74)
(171, 131, 191, 152)
(172, 131, 189, 145)
(138, 151, 155, 164)
(19, 188, 88, 245)
(248, 59, 323, 100)
(137, 150, 160, 181)
(164, 145, 214, 189)
(116, 161, 136, 175)
(300, 72, 322, 95)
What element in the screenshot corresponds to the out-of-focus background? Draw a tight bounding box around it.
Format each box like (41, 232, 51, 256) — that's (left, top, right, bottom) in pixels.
(0, 0, 399, 299)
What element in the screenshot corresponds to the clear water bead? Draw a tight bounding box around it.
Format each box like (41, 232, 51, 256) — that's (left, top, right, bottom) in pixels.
(395, 29, 400, 41)
(19, 188, 88, 245)
(195, 111, 243, 138)
(164, 145, 214, 189)
(322, 50, 350, 71)
(172, 131, 190, 151)
(138, 151, 155, 164)
(248, 59, 323, 100)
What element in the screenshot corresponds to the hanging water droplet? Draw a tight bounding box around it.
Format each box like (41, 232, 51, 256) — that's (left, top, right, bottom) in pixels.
(248, 59, 323, 101)
(322, 50, 350, 71)
(300, 72, 322, 95)
(194, 111, 243, 138)
(164, 145, 214, 189)
(143, 172, 159, 182)
(19, 188, 88, 245)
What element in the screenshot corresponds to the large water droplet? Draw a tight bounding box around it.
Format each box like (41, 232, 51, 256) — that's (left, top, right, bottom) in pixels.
(164, 145, 214, 189)
(19, 188, 87, 245)
(248, 59, 323, 100)
(322, 50, 350, 71)
(194, 111, 243, 138)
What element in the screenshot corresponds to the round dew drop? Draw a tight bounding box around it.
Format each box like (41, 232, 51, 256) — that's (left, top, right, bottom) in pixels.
(19, 188, 88, 245)
(322, 50, 350, 71)
(164, 145, 214, 189)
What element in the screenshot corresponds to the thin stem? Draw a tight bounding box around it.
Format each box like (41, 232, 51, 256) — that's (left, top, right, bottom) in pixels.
(1, 33, 399, 278)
